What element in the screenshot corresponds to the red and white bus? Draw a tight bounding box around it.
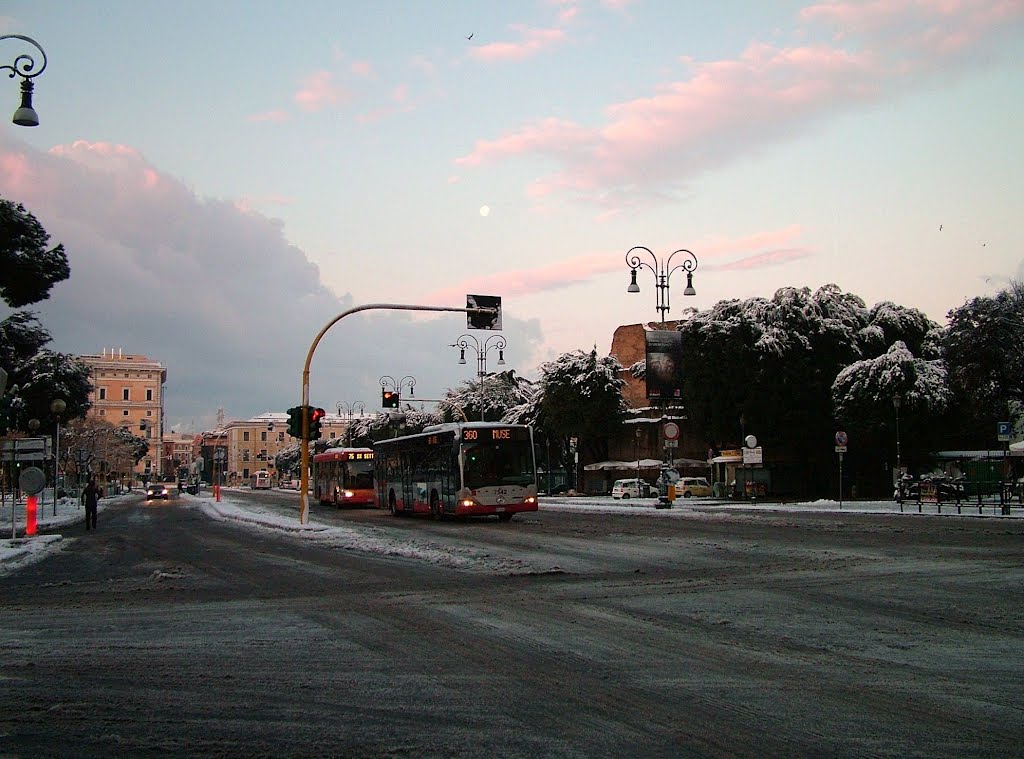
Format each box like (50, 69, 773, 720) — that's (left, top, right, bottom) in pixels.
(373, 422, 538, 522)
(312, 447, 376, 507)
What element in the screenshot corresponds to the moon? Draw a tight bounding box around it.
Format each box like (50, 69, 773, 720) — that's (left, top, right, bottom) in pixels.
(479, 204, 490, 217)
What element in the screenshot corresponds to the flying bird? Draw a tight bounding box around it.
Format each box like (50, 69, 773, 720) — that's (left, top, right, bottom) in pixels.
(466, 33, 473, 40)
(939, 224, 942, 231)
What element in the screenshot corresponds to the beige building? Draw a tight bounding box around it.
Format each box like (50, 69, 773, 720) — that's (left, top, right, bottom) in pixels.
(79, 349, 166, 478)
(199, 411, 366, 483)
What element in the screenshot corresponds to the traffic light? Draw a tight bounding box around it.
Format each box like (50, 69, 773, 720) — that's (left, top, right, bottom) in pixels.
(467, 294, 502, 330)
(382, 389, 399, 409)
(309, 407, 326, 440)
(287, 406, 303, 438)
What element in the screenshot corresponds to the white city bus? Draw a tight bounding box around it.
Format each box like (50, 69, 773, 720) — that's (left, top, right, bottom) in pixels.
(373, 422, 538, 522)
(250, 469, 272, 489)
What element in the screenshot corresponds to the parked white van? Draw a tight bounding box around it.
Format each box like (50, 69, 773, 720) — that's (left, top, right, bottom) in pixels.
(611, 478, 653, 499)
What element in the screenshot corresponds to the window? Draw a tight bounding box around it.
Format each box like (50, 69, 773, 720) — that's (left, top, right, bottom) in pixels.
(122, 388, 130, 401)
(261, 431, 268, 442)
(277, 432, 285, 442)
(242, 450, 250, 462)
(260, 449, 268, 461)
(122, 409, 129, 417)
(98, 388, 107, 400)
(243, 431, 250, 441)
(329, 431, 336, 439)
(99, 409, 106, 416)
(146, 389, 153, 401)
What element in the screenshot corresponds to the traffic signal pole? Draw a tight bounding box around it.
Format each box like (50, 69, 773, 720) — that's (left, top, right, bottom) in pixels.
(298, 302, 498, 524)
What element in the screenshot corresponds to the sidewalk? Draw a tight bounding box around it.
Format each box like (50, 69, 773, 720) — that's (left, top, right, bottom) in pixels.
(0, 488, 132, 573)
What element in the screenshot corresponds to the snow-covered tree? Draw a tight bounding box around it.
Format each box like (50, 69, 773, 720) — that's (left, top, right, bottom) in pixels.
(0, 312, 92, 435)
(944, 281, 1024, 443)
(510, 348, 626, 486)
(678, 284, 946, 496)
(437, 370, 537, 423)
(0, 197, 70, 308)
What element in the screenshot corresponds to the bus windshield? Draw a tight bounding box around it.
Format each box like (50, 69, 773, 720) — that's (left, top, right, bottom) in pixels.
(347, 460, 373, 489)
(462, 440, 535, 488)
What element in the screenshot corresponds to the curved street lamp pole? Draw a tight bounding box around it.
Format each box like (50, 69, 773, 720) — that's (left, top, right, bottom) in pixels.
(50, 398, 65, 516)
(1, 34, 47, 126)
(625, 246, 698, 323)
(452, 334, 507, 421)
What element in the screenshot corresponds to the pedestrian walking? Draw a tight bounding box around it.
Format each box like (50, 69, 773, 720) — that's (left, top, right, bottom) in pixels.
(82, 477, 100, 530)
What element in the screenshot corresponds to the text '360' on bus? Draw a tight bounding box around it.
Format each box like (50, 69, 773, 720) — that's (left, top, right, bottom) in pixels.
(373, 422, 539, 522)
(312, 447, 376, 507)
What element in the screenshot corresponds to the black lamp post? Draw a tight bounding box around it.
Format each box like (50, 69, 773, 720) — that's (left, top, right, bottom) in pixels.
(1, 35, 47, 126)
(625, 246, 698, 323)
(452, 334, 506, 421)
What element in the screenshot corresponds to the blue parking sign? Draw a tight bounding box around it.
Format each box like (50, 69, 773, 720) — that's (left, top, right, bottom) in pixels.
(997, 421, 1011, 442)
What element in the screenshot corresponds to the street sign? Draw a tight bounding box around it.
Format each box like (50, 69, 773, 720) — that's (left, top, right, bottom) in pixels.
(835, 445, 847, 453)
(19, 466, 46, 495)
(997, 421, 1011, 442)
(743, 446, 762, 465)
(1, 437, 51, 461)
(835, 431, 848, 447)
(663, 422, 680, 441)
(665, 440, 679, 449)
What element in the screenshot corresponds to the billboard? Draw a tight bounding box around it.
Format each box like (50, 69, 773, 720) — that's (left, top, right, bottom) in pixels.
(645, 329, 682, 399)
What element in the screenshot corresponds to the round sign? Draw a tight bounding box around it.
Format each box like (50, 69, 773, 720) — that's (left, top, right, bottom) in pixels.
(835, 431, 848, 446)
(663, 422, 680, 441)
(744, 434, 757, 449)
(19, 466, 46, 496)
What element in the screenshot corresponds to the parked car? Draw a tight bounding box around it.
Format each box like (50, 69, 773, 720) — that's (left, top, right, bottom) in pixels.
(675, 477, 712, 498)
(611, 478, 653, 499)
(146, 482, 170, 500)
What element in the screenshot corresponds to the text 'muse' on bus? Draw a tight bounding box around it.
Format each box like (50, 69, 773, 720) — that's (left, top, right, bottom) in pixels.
(374, 423, 539, 522)
(312, 447, 376, 507)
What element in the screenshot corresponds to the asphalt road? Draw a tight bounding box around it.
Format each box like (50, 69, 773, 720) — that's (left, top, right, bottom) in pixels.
(2, 492, 1023, 757)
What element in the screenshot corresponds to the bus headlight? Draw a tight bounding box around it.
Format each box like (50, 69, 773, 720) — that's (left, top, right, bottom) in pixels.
(525, 495, 536, 504)
(460, 498, 476, 508)
(343, 490, 354, 498)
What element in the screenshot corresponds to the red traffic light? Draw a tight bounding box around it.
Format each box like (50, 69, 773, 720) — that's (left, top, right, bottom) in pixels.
(311, 407, 326, 422)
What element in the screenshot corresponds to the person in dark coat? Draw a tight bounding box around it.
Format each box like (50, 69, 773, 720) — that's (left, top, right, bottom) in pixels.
(82, 477, 100, 530)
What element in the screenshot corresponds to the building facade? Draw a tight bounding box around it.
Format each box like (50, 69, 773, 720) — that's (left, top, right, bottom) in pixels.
(79, 349, 166, 478)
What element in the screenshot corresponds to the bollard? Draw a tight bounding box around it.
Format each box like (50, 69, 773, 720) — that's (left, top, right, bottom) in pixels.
(25, 494, 38, 536)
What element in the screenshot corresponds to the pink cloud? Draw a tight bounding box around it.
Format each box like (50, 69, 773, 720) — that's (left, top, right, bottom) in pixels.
(350, 60, 374, 77)
(455, 0, 1023, 208)
(294, 70, 350, 112)
(470, 26, 567, 62)
(247, 109, 290, 122)
(425, 227, 812, 303)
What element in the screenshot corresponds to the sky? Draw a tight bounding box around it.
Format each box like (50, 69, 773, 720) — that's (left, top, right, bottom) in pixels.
(2, 1, 1022, 433)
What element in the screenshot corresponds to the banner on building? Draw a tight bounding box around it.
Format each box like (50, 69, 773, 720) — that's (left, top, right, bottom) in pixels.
(645, 329, 683, 399)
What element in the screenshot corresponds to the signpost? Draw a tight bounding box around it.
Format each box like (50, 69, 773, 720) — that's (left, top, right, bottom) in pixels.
(835, 431, 848, 509)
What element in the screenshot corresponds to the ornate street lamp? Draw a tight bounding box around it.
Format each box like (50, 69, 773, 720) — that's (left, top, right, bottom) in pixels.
(625, 246, 698, 323)
(1, 35, 47, 127)
(452, 334, 507, 421)
(337, 401, 366, 447)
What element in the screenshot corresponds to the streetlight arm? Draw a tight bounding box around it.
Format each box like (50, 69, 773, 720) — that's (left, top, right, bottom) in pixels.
(1, 35, 47, 80)
(664, 248, 698, 279)
(625, 246, 659, 277)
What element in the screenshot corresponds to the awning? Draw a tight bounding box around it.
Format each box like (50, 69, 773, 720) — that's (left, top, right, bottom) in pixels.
(710, 455, 742, 464)
(583, 459, 665, 471)
(672, 457, 712, 468)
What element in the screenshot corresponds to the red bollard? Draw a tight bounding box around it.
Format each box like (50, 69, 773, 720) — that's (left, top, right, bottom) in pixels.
(26, 495, 38, 536)
(215, 483, 221, 502)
